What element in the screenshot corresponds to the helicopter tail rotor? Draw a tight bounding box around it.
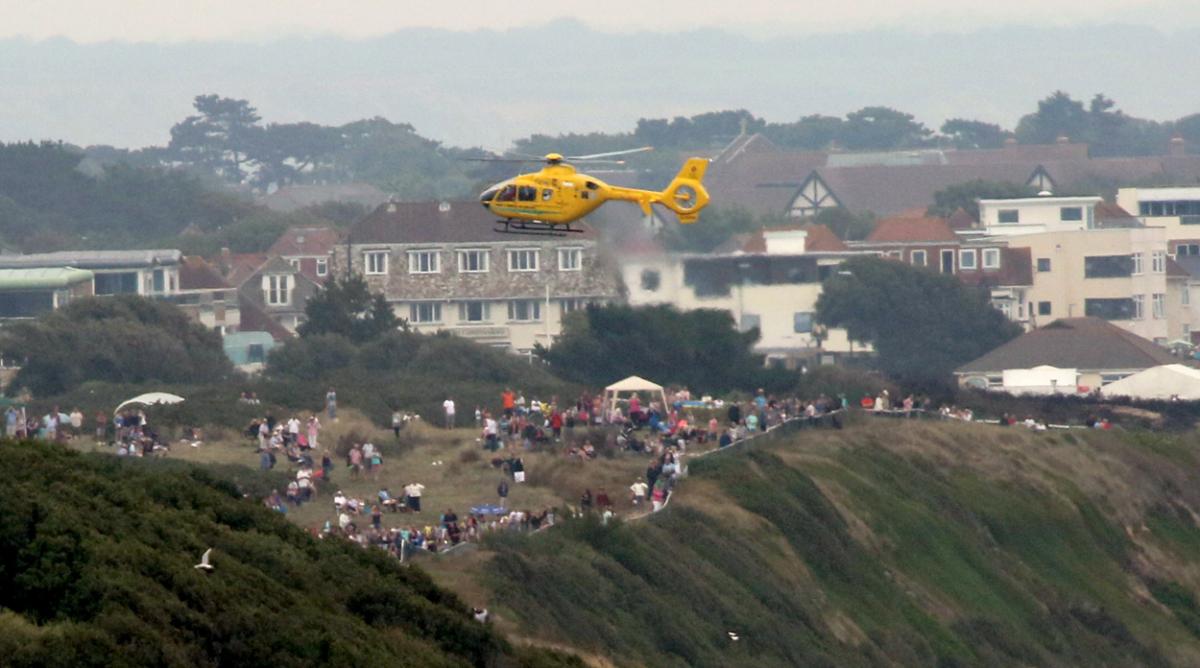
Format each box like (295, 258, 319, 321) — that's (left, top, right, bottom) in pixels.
(656, 158, 710, 223)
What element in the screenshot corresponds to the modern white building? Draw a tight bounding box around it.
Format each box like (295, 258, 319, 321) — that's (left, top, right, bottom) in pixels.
(1116, 186, 1200, 255)
(0, 250, 181, 297)
(978, 194, 1103, 236)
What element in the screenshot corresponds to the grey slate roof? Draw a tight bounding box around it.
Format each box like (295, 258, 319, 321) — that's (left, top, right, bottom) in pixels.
(956, 318, 1183, 374)
(0, 250, 181, 269)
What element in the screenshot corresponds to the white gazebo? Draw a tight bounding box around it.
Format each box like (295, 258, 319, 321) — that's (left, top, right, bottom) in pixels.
(603, 375, 668, 419)
(114, 392, 185, 414)
(1100, 364, 1200, 401)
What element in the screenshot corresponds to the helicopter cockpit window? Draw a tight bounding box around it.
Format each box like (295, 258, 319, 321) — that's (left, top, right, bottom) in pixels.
(496, 185, 517, 202)
(542, 189, 553, 201)
(586, 181, 599, 190)
(517, 186, 537, 201)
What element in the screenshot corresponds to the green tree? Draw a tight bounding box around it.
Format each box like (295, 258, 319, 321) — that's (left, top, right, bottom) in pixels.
(816, 257, 1021, 385)
(1, 295, 233, 396)
(927, 180, 1036, 219)
(840, 106, 932, 150)
(809, 207, 875, 241)
(298, 273, 400, 343)
(536, 304, 784, 392)
(168, 94, 262, 182)
(659, 205, 761, 252)
(939, 118, 1010, 149)
(1015, 91, 1089, 145)
(763, 114, 844, 150)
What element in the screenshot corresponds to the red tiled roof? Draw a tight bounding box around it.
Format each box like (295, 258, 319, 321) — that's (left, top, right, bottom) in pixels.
(946, 208, 976, 230)
(178, 256, 230, 291)
(268, 227, 341, 257)
(237, 294, 293, 341)
(738, 223, 848, 254)
(866, 216, 958, 243)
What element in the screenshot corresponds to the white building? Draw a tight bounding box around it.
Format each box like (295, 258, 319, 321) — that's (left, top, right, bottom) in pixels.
(978, 194, 1103, 236)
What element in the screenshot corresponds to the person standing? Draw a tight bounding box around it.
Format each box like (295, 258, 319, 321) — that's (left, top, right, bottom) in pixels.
(69, 407, 83, 438)
(497, 480, 509, 509)
(326, 388, 337, 421)
(404, 482, 425, 512)
(307, 415, 320, 449)
(94, 410, 108, 442)
(630, 478, 648, 506)
(443, 397, 456, 430)
(392, 410, 404, 439)
(4, 406, 18, 439)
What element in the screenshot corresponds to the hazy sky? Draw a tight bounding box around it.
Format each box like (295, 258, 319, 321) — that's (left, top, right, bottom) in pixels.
(4, 0, 1200, 41)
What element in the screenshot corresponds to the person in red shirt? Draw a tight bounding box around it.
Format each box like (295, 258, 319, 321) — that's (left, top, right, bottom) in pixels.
(550, 411, 563, 440)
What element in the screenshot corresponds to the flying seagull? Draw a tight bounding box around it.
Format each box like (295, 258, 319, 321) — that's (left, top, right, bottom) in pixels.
(194, 548, 214, 572)
(727, 631, 740, 642)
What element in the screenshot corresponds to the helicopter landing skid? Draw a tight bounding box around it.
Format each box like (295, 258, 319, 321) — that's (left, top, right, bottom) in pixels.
(494, 219, 584, 237)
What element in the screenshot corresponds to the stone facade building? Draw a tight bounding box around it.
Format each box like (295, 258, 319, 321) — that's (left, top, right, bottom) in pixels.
(337, 200, 621, 353)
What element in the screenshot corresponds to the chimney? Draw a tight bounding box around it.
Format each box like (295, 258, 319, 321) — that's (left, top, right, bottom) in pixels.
(1170, 135, 1187, 157)
(219, 247, 232, 272)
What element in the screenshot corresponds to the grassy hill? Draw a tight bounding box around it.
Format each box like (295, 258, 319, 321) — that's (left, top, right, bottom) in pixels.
(465, 420, 1200, 667)
(0, 439, 580, 667)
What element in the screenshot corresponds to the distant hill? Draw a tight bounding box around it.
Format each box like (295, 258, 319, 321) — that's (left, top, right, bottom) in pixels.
(2, 23, 1200, 150)
(479, 420, 1200, 666)
(0, 440, 579, 667)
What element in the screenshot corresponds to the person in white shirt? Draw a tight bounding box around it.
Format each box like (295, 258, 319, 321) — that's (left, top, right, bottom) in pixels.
(443, 398, 456, 429)
(630, 479, 649, 505)
(287, 417, 300, 444)
(404, 482, 425, 512)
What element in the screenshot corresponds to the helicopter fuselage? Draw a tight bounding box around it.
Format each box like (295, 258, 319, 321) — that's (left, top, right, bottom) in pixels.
(479, 163, 610, 225)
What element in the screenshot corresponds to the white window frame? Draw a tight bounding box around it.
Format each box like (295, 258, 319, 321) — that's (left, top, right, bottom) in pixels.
(1184, 284, 1191, 306)
(315, 258, 328, 276)
(364, 250, 389, 275)
(1132, 252, 1144, 275)
(959, 249, 977, 270)
(982, 248, 1001, 269)
(997, 209, 1020, 224)
(407, 249, 441, 274)
(558, 247, 583, 271)
(507, 299, 542, 321)
(1153, 293, 1166, 319)
(910, 250, 927, 267)
(457, 249, 490, 273)
(508, 249, 540, 272)
(458, 301, 490, 323)
(409, 302, 442, 324)
(1152, 250, 1166, 274)
(265, 274, 290, 306)
(560, 298, 588, 314)
(1132, 294, 1145, 320)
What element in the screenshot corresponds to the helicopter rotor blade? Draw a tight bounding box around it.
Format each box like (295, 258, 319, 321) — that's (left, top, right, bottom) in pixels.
(566, 146, 654, 160)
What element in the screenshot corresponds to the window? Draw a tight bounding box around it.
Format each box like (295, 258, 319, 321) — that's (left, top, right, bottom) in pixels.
(959, 249, 977, 270)
(1185, 284, 1191, 306)
(1084, 255, 1134, 279)
(1152, 251, 1166, 273)
(793, 312, 814, 333)
(1132, 252, 1144, 275)
(153, 269, 165, 293)
(911, 250, 927, 267)
(1085, 297, 1136, 320)
(558, 247, 582, 271)
(998, 209, 1020, 224)
(1037, 258, 1052, 272)
(365, 250, 388, 275)
(517, 186, 537, 201)
(408, 250, 440, 274)
(982, 248, 1001, 269)
(264, 274, 290, 306)
(1153, 293, 1167, 319)
(542, 189, 553, 201)
(1177, 244, 1200, 256)
(508, 249, 539, 272)
(496, 185, 517, 202)
(247, 343, 265, 364)
(1060, 206, 1083, 221)
(458, 301, 490, 323)
(316, 258, 328, 276)
(561, 298, 590, 314)
(1139, 200, 1200, 217)
(507, 300, 541, 321)
(1038, 301, 1052, 316)
(740, 313, 761, 333)
(458, 249, 489, 273)
(409, 302, 442, 323)
(640, 269, 661, 292)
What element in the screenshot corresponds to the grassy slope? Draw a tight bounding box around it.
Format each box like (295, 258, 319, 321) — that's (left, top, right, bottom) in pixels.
(469, 420, 1200, 667)
(0, 439, 583, 668)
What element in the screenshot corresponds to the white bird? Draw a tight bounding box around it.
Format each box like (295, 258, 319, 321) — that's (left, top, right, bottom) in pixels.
(727, 631, 740, 642)
(194, 548, 214, 571)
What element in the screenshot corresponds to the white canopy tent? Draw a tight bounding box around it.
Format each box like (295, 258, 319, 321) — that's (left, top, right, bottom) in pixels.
(603, 375, 668, 420)
(1100, 364, 1200, 401)
(114, 392, 185, 415)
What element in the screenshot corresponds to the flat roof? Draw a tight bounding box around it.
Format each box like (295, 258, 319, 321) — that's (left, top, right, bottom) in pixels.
(0, 267, 94, 289)
(0, 250, 181, 270)
(978, 196, 1103, 205)
(1125, 187, 1200, 201)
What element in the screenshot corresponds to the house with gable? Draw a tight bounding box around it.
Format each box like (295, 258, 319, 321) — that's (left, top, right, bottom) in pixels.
(267, 226, 339, 283)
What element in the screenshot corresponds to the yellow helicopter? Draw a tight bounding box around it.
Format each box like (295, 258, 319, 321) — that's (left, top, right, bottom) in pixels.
(475, 147, 710, 235)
